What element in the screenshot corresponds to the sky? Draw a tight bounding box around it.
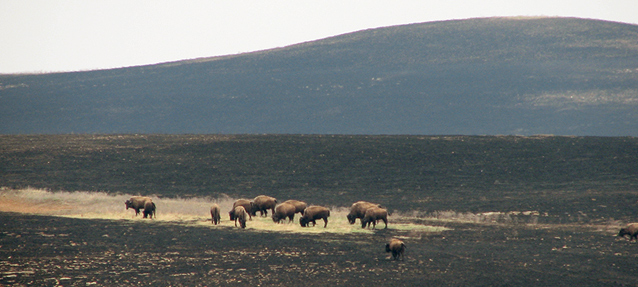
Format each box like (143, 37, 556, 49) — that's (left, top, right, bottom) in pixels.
(2, 0, 637, 74)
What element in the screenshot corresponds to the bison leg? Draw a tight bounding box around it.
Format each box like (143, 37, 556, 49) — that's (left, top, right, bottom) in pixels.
(323, 218, 328, 228)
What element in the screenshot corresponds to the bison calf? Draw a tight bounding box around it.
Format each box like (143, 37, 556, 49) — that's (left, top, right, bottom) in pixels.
(385, 238, 406, 260)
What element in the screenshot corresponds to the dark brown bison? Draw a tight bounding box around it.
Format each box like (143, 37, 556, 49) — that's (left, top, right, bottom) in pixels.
(229, 199, 253, 221)
(233, 206, 248, 229)
(142, 201, 156, 219)
(210, 203, 221, 225)
(347, 201, 383, 224)
(385, 238, 406, 260)
(272, 203, 296, 223)
(361, 207, 388, 229)
(299, 206, 330, 228)
(251, 195, 277, 217)
(618, 223, 638, 241)
(125, 196, 154, 218)
(282, 199, 307, 215)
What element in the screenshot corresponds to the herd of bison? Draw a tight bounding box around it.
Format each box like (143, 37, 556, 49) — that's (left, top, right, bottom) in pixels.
(128, 194, 406, 259)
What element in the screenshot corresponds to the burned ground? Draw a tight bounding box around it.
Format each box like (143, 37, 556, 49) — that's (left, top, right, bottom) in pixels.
(3, 212, 638, 286)
(1, 135, 638, 286)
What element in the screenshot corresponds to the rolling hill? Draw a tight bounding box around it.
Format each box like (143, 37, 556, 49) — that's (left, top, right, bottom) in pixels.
(1, 17, 637, 135)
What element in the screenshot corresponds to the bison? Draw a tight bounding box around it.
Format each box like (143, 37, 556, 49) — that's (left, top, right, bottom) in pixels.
(210, 203, 221, 225)
(233, 206, 248, 229)
(299, 206, 330, 228)
(125, 196, 155, 218)
(618, 223, 638, 241)
(272, 203, 296, 223)
(229, 199, 253, 221)
(361, 207, 388, 229)
(347, 201, 383, 224)
(281, 199, 307, 215)
(142, 201, 156, 219)
(251, 195, 277, 217)
(385, 238, 406, 260)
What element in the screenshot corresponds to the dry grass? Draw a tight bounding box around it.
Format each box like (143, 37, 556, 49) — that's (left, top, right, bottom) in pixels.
(0, 188, 448, 235)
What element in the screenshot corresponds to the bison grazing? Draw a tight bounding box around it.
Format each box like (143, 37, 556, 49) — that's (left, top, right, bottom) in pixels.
(618, 223, 638, 241)
(229, 199, 253, 221)
(233, 206, 248, 229)
(347, 201, 383, 224)
(251, 195, 277, 217)
(385, 238, 406, 260)
(210, 203, 221, 225)
(299, 206, 331, 228)
(125, 196, 155, 218)
(272, 203, 296, 223)
(281, 199, 307, 215)
(361, 207, 388, 229)
(142, 201, 156, 219)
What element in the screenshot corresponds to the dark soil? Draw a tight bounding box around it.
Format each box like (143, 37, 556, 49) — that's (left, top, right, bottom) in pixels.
(1, 134, 638, 286)
(2, 213, 638, 286)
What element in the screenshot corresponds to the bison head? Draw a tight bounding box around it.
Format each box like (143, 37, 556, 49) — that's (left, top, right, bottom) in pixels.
(299, 217, 309, 227)
(346, 214, 356, 224)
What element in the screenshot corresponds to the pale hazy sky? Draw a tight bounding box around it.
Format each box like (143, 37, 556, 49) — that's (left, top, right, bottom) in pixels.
(1, 0, 637, 74)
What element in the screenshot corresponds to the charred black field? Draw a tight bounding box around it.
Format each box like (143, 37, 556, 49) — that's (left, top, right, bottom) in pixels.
(1, 134, 638, 286)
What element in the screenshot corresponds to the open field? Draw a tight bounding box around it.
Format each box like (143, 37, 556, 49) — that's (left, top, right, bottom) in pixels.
(1, 134, 638, 285)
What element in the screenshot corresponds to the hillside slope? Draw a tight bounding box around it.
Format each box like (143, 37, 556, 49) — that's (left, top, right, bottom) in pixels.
(1, 17, 637, 135)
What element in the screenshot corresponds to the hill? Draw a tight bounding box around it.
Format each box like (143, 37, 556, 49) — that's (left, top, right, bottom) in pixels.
(1, 17, 637, 135)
